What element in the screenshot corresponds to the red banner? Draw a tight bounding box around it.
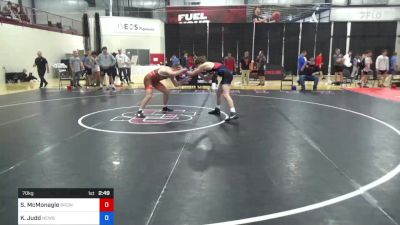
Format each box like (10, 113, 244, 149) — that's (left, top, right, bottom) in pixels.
(167, 6, 247, 24)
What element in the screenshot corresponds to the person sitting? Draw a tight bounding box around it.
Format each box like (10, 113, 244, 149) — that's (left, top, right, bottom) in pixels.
(0, 1, 12, 18)
(299, 58, 319, 91)
(19, 5, 30, 23)
(10, 2, 20, 20)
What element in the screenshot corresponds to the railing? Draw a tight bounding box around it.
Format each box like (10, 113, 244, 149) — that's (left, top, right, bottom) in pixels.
(0, 0, 82, 35)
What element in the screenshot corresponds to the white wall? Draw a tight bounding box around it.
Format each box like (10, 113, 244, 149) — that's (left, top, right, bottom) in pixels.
(98, 16, 165, 54)
(0, 23, 84, 81)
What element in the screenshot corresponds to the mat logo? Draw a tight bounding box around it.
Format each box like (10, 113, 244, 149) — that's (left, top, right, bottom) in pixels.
(110, 110, 197, 125)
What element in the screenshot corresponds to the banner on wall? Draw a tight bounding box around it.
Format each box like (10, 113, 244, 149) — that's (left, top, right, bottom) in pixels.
(100, 16, 162, 35)
(330, 7, 400, 21)
(167, 6, 247, 24)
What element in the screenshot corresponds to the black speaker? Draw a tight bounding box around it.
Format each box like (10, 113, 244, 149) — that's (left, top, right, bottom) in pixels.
(94, 13, 101, 53)
(82, 13, 90, 51)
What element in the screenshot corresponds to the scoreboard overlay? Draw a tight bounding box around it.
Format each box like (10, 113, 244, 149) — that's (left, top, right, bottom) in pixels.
(18, 188, 114, 225)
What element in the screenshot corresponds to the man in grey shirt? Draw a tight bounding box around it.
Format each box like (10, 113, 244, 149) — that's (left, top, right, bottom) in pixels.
(69, 50, 84, 88)
(96, 46, 117, 90)
(333, 48, 344, 84)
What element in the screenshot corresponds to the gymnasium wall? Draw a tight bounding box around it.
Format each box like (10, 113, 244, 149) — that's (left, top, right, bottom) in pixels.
(0, 23, 84, 82)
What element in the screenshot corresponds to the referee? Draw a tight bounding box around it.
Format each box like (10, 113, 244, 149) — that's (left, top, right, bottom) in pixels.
(33, 51, 49, 88)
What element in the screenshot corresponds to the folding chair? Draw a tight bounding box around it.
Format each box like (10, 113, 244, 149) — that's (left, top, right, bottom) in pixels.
(58, 69, 71, 89)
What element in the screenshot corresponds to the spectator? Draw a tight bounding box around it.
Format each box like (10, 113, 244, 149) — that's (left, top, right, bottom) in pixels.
(390, 52, 398, 75)
(90, 51, 101, 86)
(33, 51, 49, 88)
(224, 52, 236, 73)
(0, 1, 12, 18)
(240, 51, 251, 86)
(315, 52, 324, 79)
(252, 7, 267, 23)
(376, 49, 390, 87)
(10, 2, 20, 20)
(256, 50, 267, 86)
(126, 52, 133, 83)
(188, 53, 195, 69)
(343, 50, 352, 79)
(69, 50, 84, 88)
(297, 50, 307, 75)
(299, 58, 319, 91)
(18, 5, 30, 23)
(96, 47, 117, 90)
(181, 52, 189, 68)
(359, 50, 373, 88)
(170, 54, 180, 67)
(82, 52, 93, 86)
(111, 52, 119, 83)
(351, 53, 362, 80)
(333, 48, 344, 84)
(116, 49, 130, 85)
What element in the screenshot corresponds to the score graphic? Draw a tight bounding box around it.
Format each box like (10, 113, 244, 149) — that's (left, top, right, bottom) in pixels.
(18, 188, 114, 225)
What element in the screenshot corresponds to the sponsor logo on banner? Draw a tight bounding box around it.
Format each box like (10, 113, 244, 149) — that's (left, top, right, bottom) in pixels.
(100, 17, 161, 34)
(116, 23, 156, 32)
(330, 7, 400, 21)
(167, 6, 246, 24)
(177, 13, 210, 24)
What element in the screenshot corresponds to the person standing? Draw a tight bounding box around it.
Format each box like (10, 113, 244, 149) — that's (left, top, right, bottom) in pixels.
(343, 50, 353, 79)
(224, 52, 236, 73)
(188, 53, 195, 69)
(256, 50, 267, 86)
(252, 7, 267, 23)
(170, 54, 180, 67)
(69, 50, 84, 88)
(359, 50, 373, 88)
(126, 52, 133, 84)
(33, 51, 49, 88)
(187, 56, 238, 121)
(333, 48, 344, 84)
(181, 52, 189, 68)
(315, 53, 324, 79)
(82, 52, 93, 86)
(96, 46, 117, 90)
(376, 49, 390, 87)
(390, 52, 398, 75)
(351, 53, 362, 80)
(240, 51, 251, 86)
(116, 49, 130, 85)
(90, 52, 101, 86)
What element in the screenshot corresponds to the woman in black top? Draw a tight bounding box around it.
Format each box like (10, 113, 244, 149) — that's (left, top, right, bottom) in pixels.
(252, 7, 267, 23)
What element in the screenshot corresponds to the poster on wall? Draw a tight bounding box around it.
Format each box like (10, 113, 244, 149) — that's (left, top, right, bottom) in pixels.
(100, 16, 162, 35)
(330, 7, 400, 21)
(167, 6, 247, 24)
(167, 5, 328, 24)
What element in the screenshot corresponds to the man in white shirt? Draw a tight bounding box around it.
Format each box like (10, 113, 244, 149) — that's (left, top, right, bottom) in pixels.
(376, 49, 390, 87)
(116, 49, 130, 85)
(343, 51, 352, 79)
